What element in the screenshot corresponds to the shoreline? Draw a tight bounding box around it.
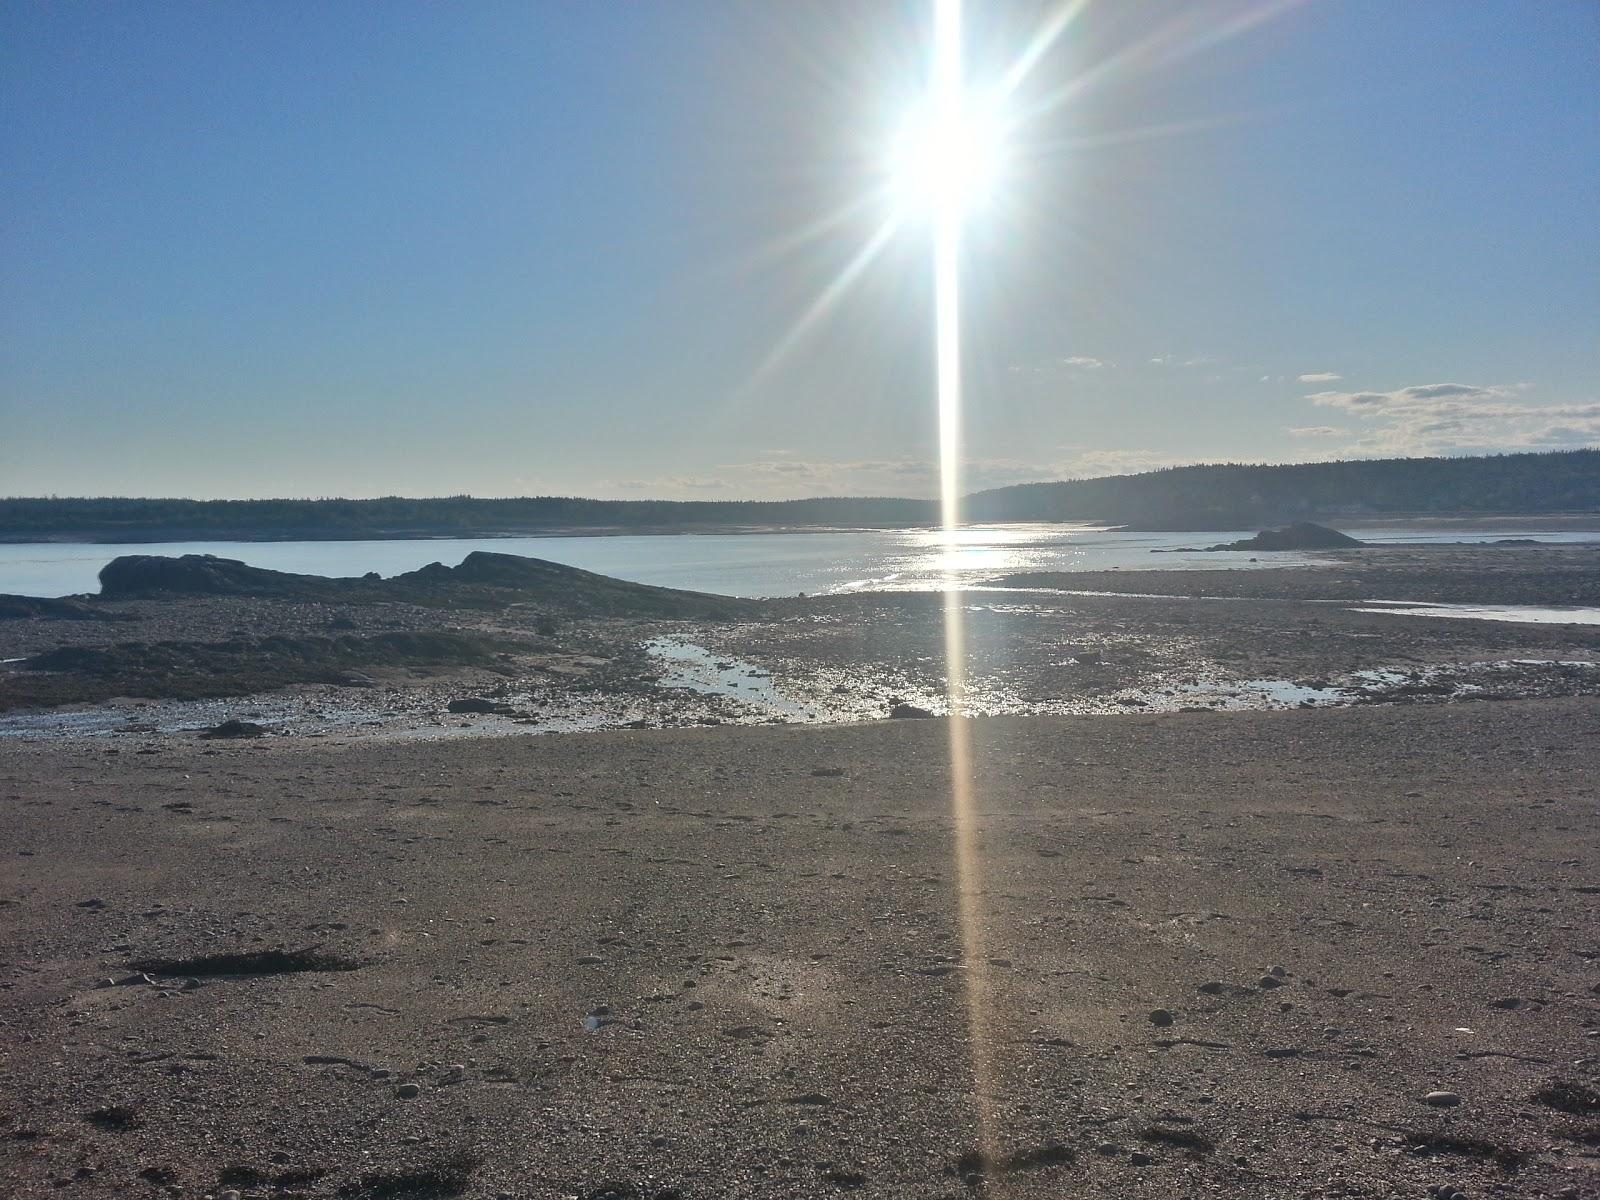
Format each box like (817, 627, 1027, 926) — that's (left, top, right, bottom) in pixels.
(3, 510, 1599, 547)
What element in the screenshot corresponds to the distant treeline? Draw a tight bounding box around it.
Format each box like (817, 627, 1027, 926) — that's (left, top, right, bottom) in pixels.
(964, 449, 1600, 529)
(2, 449, 1595, 541)
(0, 494, 937, 542)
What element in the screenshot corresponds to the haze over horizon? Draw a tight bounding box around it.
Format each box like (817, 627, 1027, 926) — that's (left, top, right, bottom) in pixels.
(4, 0, 1597, 502)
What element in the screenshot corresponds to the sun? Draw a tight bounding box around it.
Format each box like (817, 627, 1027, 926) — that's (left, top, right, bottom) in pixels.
(886, 0, 1006, 224)
(888, 98, 1005, 222)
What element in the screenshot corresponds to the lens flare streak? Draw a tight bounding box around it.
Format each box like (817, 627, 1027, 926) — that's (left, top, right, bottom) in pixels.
(928, 0, 999, 1173)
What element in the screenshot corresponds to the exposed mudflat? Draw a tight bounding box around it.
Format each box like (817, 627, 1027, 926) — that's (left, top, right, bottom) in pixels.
(1, 700, 1597, 1197)
(1002, 543, 1600, 606)
(4, 544, 1600, 738)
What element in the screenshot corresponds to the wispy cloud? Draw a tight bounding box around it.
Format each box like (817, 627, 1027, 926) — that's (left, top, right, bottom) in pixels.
(615, 475, 730, 492)
(1297, 371, 1341, 383)
(1287, 425, 1348, 438)
(1306, 381, 1600, 455)
(1009, 355, 1111, 376)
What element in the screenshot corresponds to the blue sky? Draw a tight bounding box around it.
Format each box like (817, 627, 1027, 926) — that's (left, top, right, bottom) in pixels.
(3, 0, 1596, 500)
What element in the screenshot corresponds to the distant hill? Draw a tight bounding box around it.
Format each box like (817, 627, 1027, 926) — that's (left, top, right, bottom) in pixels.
(964, 449, 1600, 529)
(2, 449, 1595, 541)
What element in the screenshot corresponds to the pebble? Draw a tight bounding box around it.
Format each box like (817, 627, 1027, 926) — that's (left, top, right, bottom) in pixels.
(1196, 981, 1224, 995)
(1148, 1009, 1174, 1027)
(576, 955, 603, 965)
(396, 1083, 421, 1100)
(1130, 1151, 1154, 1167)
(1422, 1090, 1461, 1107)
(1258, 975, 1285, 990)
(1094, 1143, 1122, 1156)
(1268, 965, 1288, 977)
(220, 1192, 241, 1200)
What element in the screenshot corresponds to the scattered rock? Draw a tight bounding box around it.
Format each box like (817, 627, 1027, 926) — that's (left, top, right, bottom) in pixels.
(395, 1083, 421, 1100)
(447, 697, 509, 714)
(889, 703, 935, 720)
(1139, 1125, 1215, 1154)
(83, 1106, 136, 1130)
(200, 719, 266, 739)
(1531, 1078, 1600, 1115)
(1149, 1009, 1175, 1027)
(127, 946, 359, 978)
(1197, 980, 1224, 995)
(1258, 975, 1285, 990)
(1423, 1090, 1462, 1107)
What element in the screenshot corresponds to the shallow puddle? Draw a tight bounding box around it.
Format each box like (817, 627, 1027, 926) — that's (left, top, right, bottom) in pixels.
(1351, 601, 1600, 625)
(644, 637, 813, 721)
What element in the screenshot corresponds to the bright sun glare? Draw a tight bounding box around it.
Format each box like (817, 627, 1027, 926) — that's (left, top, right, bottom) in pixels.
(888, 99, 1005, 221)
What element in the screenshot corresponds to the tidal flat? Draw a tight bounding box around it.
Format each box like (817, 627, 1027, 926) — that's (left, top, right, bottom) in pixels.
(0, 542, 1597, 1196)
(3, 543, 1598, 740)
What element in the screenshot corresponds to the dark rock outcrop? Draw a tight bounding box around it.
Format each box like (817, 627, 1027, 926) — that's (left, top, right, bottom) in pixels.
(1204, 523, 1364, 552)
(99, 554, 337, 598)
(386, 551, 756, 618)
(94, 550, 757, 619)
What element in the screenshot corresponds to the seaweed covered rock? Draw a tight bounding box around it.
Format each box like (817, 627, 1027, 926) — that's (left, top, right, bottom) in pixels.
(0, 594, 122, 621)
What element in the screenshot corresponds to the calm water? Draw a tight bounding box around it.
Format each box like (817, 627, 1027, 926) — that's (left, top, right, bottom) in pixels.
(2, 524, 1597, 599)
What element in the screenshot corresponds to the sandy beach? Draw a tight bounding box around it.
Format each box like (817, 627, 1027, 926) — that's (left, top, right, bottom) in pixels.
(2, 696, 1597, 1197)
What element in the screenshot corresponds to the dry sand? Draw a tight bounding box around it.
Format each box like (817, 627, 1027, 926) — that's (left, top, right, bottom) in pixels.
(2, 699, 1597, 1197)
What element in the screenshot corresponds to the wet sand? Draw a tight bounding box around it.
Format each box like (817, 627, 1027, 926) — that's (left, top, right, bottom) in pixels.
(2, 699, 1598, 1197)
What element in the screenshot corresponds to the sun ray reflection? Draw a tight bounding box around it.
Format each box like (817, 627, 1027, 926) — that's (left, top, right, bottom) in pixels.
(1014, 0, 1304, 128)
(927, 0, 1000, 1173)
(744, 214, 900, 386)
